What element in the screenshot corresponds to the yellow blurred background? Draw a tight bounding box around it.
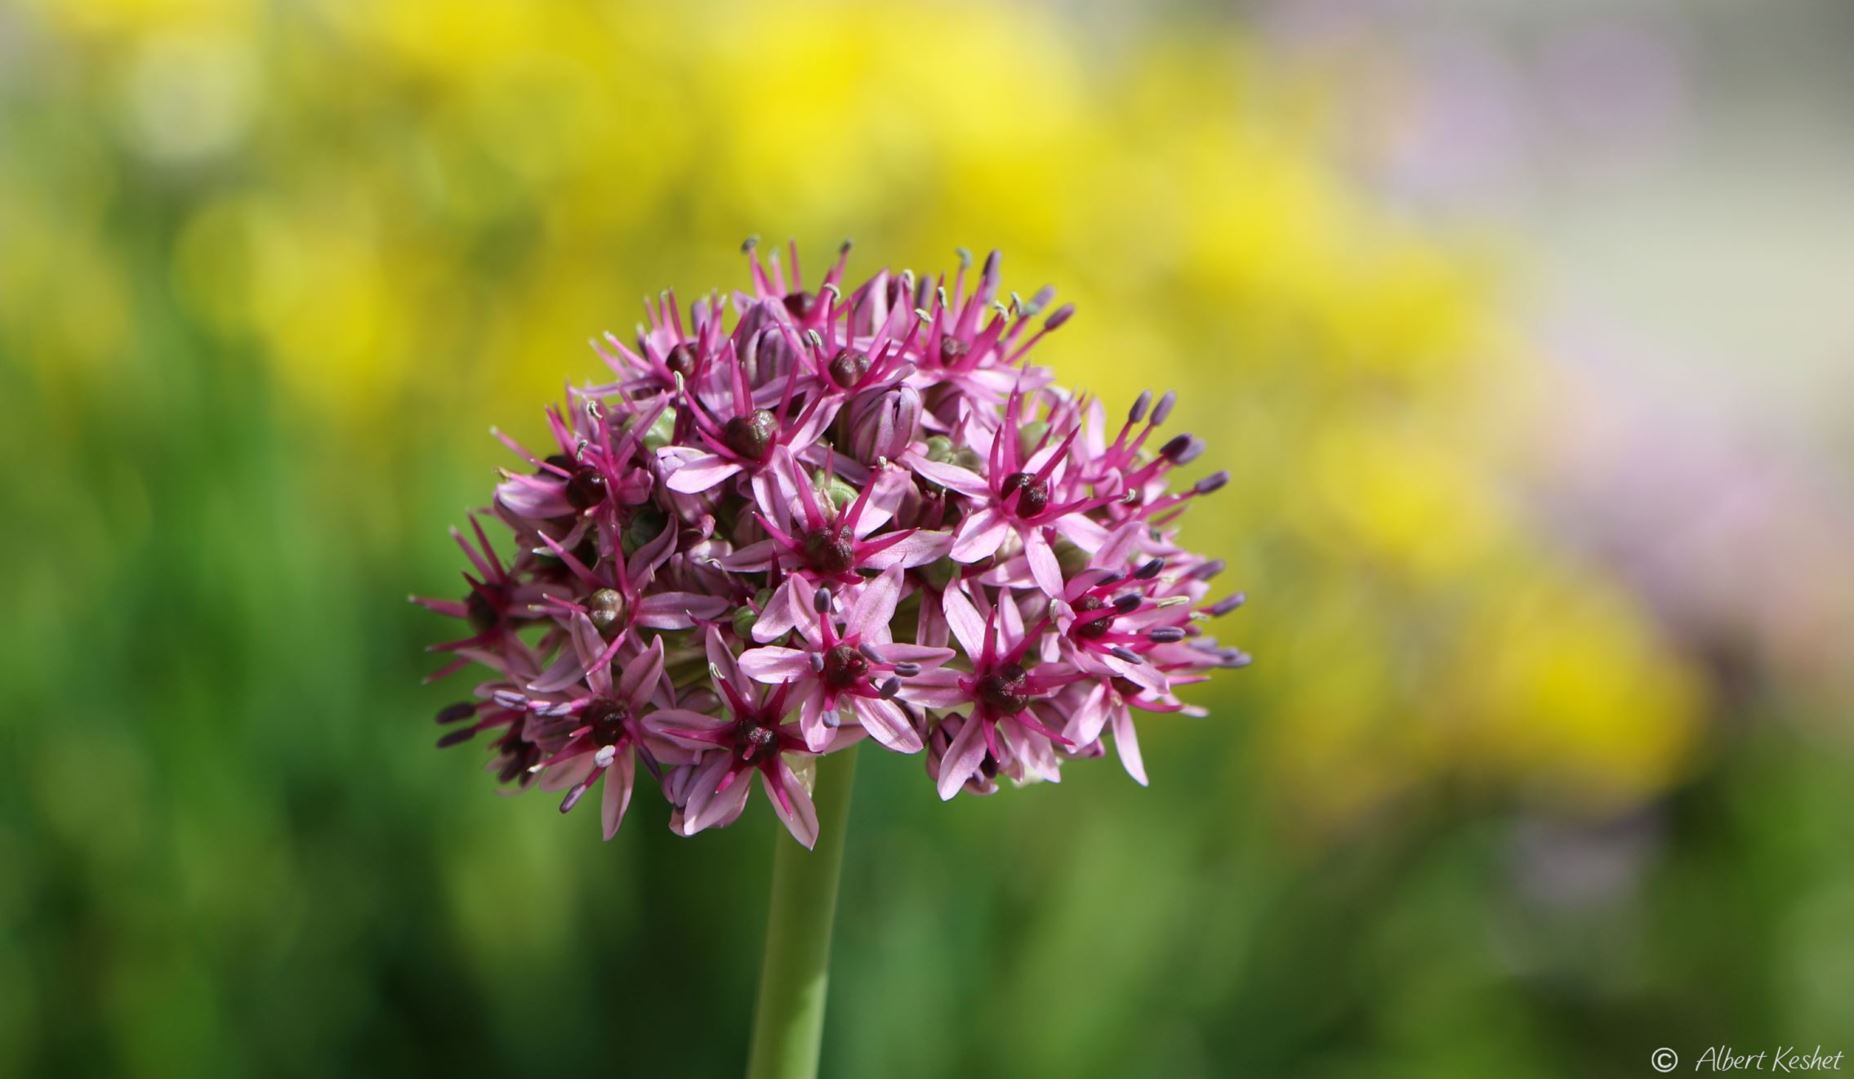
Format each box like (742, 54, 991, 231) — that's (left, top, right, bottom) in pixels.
(3, 1, 1847, 1076)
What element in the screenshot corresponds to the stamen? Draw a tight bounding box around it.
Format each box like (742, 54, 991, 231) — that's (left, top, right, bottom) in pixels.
(436, 727, 477, 748)
(1208, 593, 1246, 616)
(435, 703, 477, 725)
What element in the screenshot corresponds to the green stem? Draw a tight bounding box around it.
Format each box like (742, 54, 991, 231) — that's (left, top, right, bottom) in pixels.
(745, 744, 859, 1079)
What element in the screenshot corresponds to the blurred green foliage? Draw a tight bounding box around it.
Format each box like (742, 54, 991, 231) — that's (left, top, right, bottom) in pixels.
(2, 2, 1848, 1077)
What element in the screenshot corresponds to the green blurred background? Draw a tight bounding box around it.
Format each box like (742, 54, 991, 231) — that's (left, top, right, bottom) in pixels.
(3, 1, 1850, 1076)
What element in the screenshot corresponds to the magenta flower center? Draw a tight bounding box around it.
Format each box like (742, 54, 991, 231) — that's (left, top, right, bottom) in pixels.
(1000, 471, 1050, 517)
(723, 409, 779, 461)
(1073, 594, 1111, 639)
(583, 699, 630, 746)
(802, 526, 856, 575)
(566, 468, 606, 510)
(466, 587, 502, 632)
(822, 643, 871, 690)
(937, 337, 968, 365)
(977, 662, 1032, 714)
(782, 291, 816, 320)
(665, 343, 698, 378)
(735, 720, 779, 763)
(585, 588, 627, 638)
(827, 349, 870, 388)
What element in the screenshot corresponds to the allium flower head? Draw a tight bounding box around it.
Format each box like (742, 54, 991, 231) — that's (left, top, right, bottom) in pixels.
(419, 242, 1248, 847)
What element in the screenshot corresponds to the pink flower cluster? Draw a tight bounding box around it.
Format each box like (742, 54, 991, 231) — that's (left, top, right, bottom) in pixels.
(419, 244, 1248, 847)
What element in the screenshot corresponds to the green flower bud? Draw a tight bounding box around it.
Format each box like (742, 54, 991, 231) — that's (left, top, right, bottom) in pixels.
(812, 471, 860, 514)
(1054, 537, 1092, 578)
(920, 557, 959, 592)
(621, 505, 668, 555)
(643, 407, 677, 452)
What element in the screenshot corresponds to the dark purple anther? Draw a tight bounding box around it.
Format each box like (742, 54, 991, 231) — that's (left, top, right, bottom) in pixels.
(1208, 593, 1246, 616)
(435, 702, 477, 725)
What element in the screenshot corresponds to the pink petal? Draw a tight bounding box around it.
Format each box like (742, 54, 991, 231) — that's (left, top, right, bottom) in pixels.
(900, 669, 967, 709)
(798, 691, 832, 752)
(1067, 681, 1112, 746)
(684, 757, 751, 834)
(845, 567, 903, 639)
(527, 649, 588, 694)
(601, 753, 637, 839)
(851, 697, 922, 754)
(646, 708, 736, 748)
(618, 637, 666, 704)
(862, 529, 953, 570)
(851, 467, 913, 536)
(1111, 706, 1148, 786)
(941, 585, 987, 658)
(906, 455, 990, 498)
(495, 477, 572, 519)
(936, 717, 989, 801)
(750, 578, 806, 643)
(738, 647, 812, 683)
(538, 752, 595, 793)
(1092, 520, 1142, 565)
(763, 761, 820, 849)
(1023, 529, 1065, 597)
(637, 592, 731, 629)
(949, 508, 1010, 563)
(873, 643, 956, 667)
(662, 452, 743, 494)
